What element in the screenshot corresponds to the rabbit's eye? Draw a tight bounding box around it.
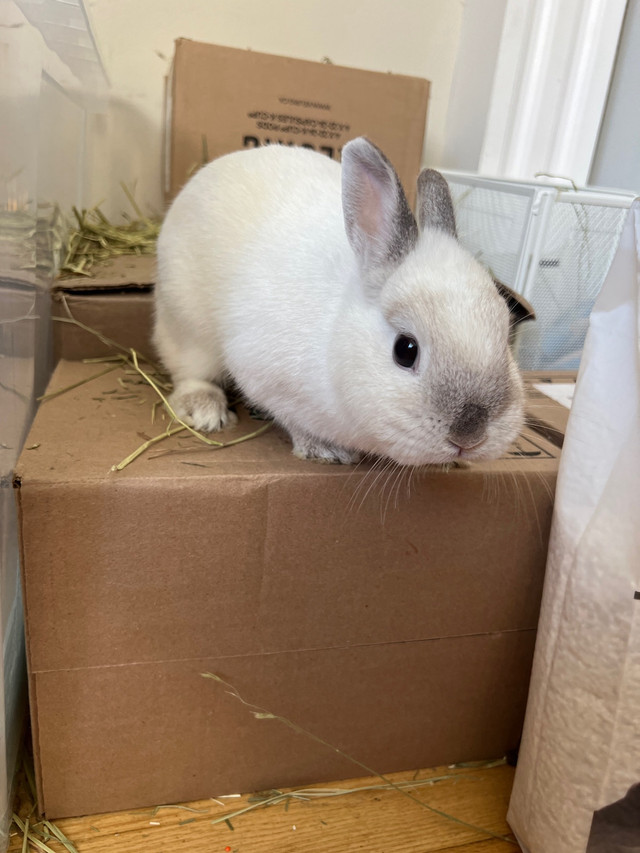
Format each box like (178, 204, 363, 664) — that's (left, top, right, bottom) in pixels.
(393, 334, 419, 369)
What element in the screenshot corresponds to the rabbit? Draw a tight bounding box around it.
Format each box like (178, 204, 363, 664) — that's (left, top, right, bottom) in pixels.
(153, 138, 525, 466)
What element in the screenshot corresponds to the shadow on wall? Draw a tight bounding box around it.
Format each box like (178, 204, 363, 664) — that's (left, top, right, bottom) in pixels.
(586, 783, 640, 853)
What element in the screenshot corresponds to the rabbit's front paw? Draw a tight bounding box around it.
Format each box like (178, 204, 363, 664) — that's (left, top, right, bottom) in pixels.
(170, 381, 237, 433)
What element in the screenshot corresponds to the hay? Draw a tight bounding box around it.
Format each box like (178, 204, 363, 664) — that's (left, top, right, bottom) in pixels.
(59, 184, 159, 278)
(37, 363, 123, 402)
(12, 816, 58, 853)
(11, 757, 81, 853)
(207, 770, 504, 828)
(11, 802, 78, 851)
(202, 672, 519, 846)
(47, 306, 273, 470)
(112, 424, 187, 470)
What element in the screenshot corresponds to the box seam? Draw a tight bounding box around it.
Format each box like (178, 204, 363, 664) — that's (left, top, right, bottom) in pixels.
(30, 626, 538, 676)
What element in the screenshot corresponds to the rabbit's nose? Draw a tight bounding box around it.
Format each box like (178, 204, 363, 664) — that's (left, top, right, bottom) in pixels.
(448, 402, 488, 448)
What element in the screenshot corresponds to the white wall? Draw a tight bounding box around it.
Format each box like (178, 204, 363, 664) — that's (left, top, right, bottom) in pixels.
(590, 0, 640, 193)
(84, 0, 469, 219)
(440, 0, 508, 173)
(478, 0, 627, 185)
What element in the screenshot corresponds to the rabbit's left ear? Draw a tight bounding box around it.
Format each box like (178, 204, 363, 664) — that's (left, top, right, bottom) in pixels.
(494, 279, 536, 328)
(341, 137, 418, 274)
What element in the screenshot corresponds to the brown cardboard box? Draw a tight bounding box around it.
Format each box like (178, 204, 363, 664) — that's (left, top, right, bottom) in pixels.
(52, 255, 155, 361)
(15, 360, 560, 818)
(523, 370, 578, 447)
(165, 39, 430, 205)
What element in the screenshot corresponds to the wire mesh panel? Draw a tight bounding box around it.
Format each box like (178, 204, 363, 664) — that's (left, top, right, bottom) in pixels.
(443, 172, 633, 370)
(515, 200, 628, 369)
(446, 179, 534, 289)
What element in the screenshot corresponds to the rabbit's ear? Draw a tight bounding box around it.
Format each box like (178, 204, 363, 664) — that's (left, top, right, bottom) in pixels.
(493, 279, 536, 327)
(416, 169, 457, 237)
(342, 137, 417, 275)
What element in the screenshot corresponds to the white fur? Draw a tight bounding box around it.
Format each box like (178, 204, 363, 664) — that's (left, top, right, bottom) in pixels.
(154, 141, 524, 465)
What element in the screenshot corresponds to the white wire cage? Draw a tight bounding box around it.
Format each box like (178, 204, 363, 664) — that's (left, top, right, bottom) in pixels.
(441, 172, 636, 370)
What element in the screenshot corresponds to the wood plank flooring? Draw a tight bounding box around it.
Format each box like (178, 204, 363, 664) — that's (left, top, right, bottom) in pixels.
(9, 760, 522, 853)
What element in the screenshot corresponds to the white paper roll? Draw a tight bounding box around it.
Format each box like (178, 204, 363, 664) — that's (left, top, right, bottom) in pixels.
(507, 201, 640, 853)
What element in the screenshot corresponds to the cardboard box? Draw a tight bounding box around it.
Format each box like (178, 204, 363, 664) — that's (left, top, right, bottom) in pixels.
(523, 370, 578, 448)
(15, 361, 560, 818)
(52, 255, 155, 361)
(165, 39, 430, 205)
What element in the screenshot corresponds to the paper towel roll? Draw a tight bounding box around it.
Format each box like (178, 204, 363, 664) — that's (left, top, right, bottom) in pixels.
(507, 201, 640, 853)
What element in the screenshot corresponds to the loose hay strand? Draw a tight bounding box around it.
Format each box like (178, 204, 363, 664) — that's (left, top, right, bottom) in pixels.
(12, 815, 58, 853)
(202, 673, 518, 846)
(209, 775, 481, 827)
(46, 307, 273, 469)
(111, 425, 187, 471)
(128, 350, 225, 448)
(56, 293, 161, 368)
(20, 816, 29, 853)
(209, 421, 273, 448)
(13, 758, 81, 853)
(42, 820, 80, 853)
(119, 181, 147, 222)
(112, 416, 273, 471)
(38, 361, 125, 401)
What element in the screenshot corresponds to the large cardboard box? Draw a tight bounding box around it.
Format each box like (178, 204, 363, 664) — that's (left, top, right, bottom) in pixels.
(15, 361, 560, 818)
(165, 39, 430, 204)
(52, 255, 155, 361)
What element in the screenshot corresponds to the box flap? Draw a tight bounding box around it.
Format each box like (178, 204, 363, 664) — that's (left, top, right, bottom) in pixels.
(54, 254, 155, 293)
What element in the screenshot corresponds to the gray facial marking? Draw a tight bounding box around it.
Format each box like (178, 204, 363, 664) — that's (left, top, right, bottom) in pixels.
(432, 362, 510, 430)
(417, 169, 457, 238)
(449, 402, 489, 445)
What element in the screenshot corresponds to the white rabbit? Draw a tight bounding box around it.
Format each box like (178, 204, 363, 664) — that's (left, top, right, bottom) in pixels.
(153, 138, 524, 466)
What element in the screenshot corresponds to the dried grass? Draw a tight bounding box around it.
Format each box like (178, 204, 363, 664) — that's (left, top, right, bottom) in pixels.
(12, 758, 80, 853)
(59, 184, 159, 278)
(202, 672, 518, 846)
(48, 303, 272, 470)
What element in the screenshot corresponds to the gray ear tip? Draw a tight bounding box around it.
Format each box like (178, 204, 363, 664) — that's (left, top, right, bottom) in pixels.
(342, 136, 383, 165)
(418, 168, 449, 188)
(416, 167, 457, 238)
(343, 136, 371, 151)
(344, 136, 371, 149)
(342, 137, 402, 191)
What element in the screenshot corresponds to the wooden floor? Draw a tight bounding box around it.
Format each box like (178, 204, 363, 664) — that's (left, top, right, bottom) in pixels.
(9, 759, 522, 853)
